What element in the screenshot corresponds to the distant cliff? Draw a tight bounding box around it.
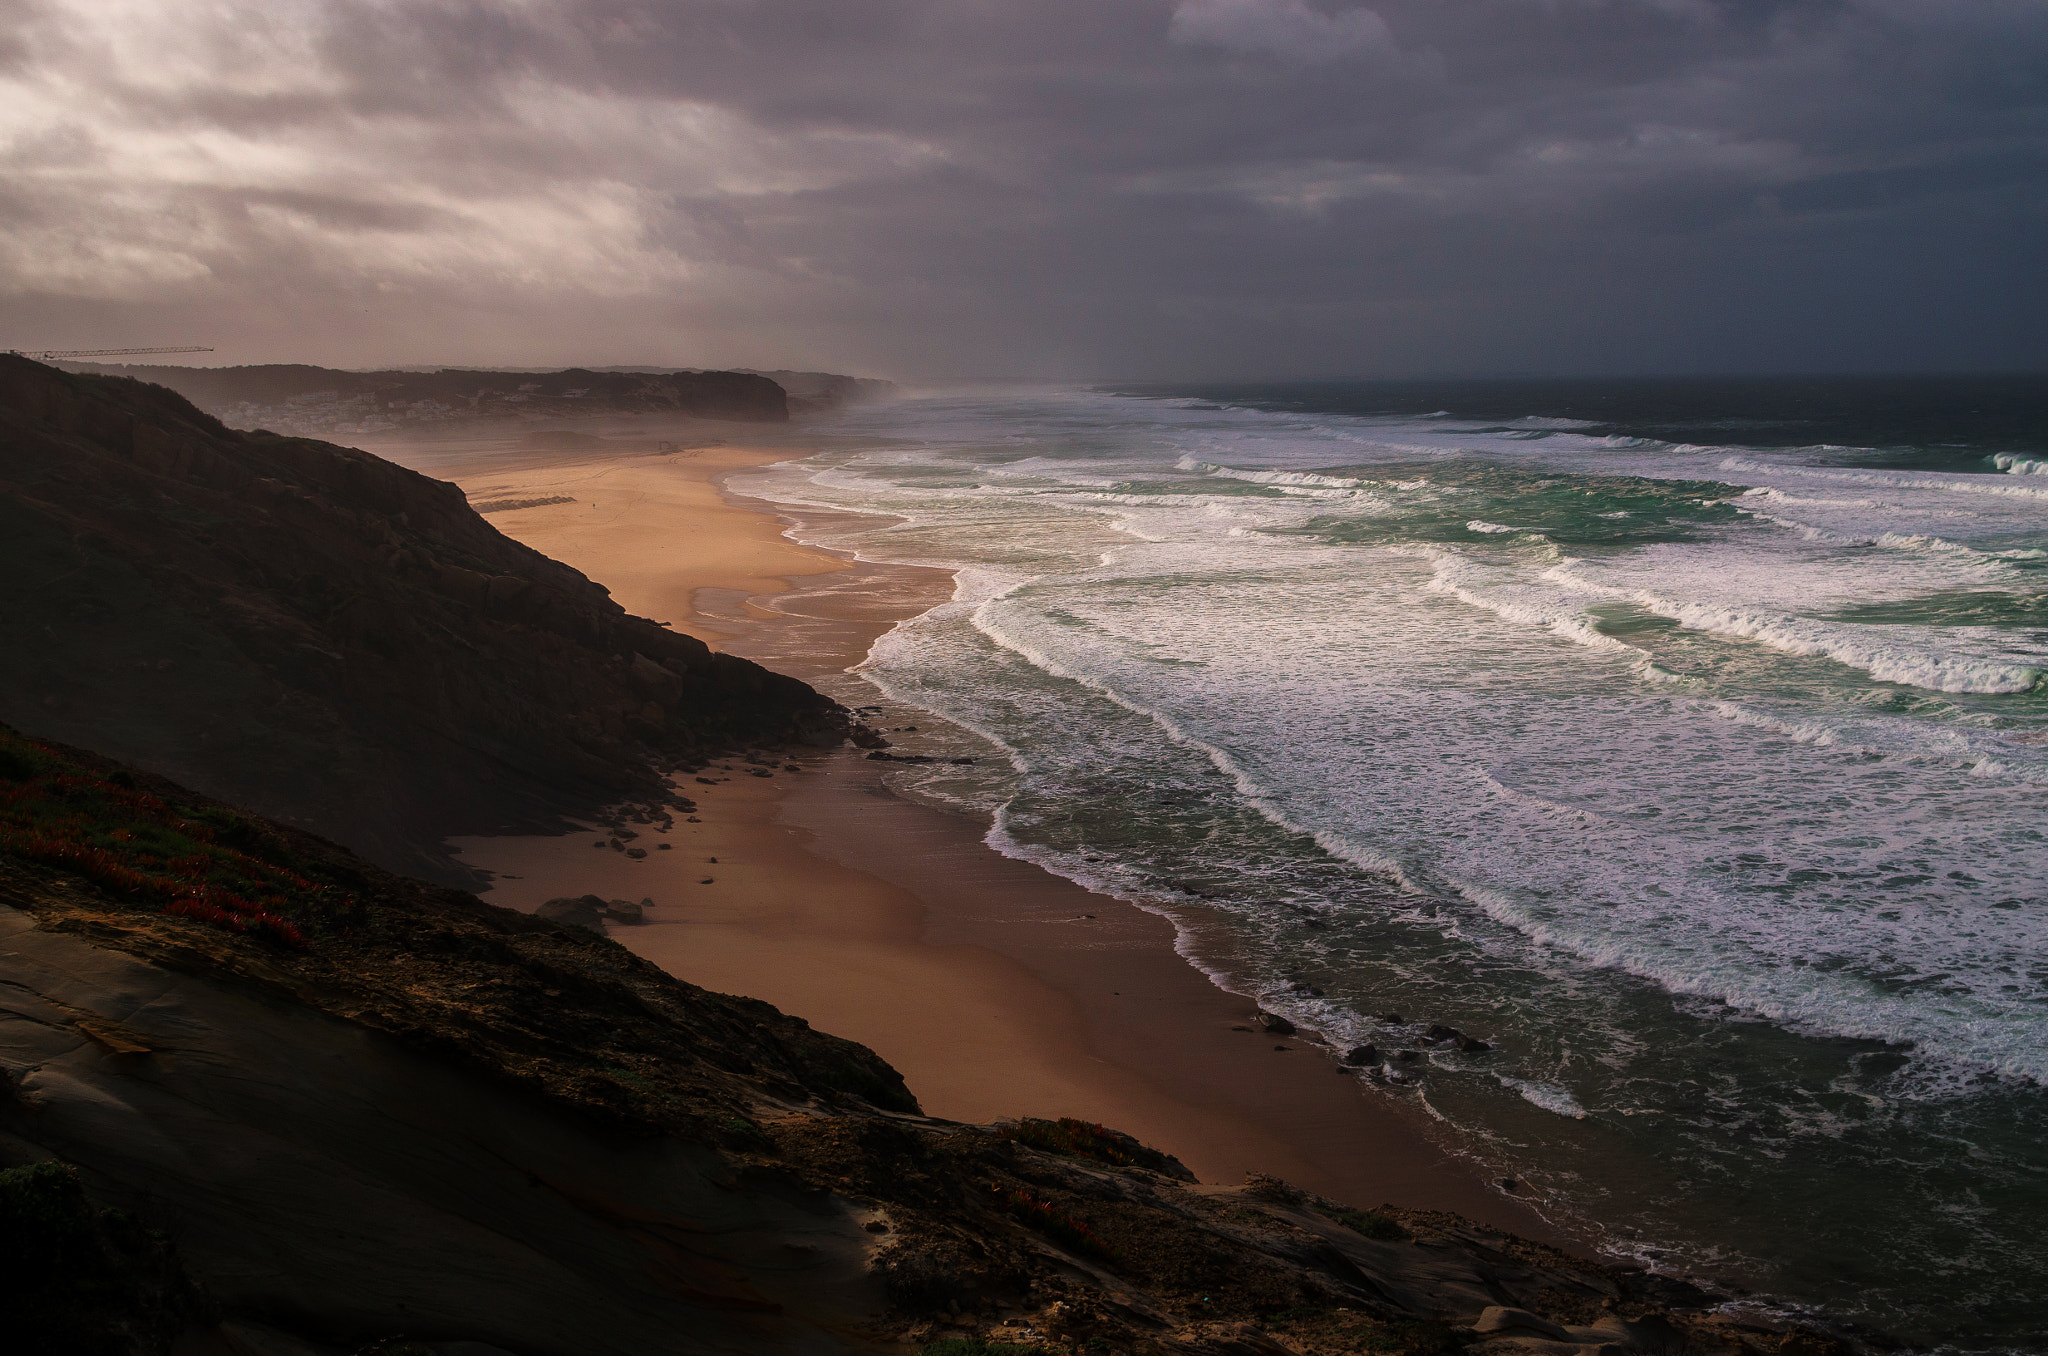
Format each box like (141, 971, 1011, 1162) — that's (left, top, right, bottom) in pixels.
(740, 368, 899, 415)
(51, 363, 790, 438)
(0, 355, 846, 884)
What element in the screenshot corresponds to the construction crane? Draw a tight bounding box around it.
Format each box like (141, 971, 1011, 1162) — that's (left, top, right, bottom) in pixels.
(8, 345, 214, 360)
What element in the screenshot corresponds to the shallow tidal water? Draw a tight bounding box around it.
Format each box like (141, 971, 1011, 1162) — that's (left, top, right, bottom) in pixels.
(731, 377, 2048, 1352)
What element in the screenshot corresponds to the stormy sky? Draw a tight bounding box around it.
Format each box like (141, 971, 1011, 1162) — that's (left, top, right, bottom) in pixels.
(2, 1, 2043, 379)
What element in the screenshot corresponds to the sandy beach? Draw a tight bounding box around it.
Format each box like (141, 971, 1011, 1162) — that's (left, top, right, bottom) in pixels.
(417, 431, 1574, 1241)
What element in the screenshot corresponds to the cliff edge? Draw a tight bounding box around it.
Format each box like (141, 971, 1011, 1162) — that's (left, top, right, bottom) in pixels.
(0, 355, 847, 884)
(0, 725, 1859, 1356)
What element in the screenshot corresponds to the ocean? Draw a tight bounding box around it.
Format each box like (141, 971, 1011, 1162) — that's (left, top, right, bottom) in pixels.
(732, 376, 2048, 1352)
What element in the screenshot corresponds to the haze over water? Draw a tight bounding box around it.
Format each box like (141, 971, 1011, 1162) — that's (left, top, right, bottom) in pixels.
(735, 377, 2048, 1351)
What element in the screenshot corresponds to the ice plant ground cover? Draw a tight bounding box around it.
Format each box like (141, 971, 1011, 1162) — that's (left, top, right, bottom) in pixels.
(0, 727, 364, 948)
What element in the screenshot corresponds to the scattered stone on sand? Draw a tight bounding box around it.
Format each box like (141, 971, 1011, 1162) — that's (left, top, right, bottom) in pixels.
(601, 899, 643, 923)
(656, 843, 671, 850)
(699, 878, 714, 885)
(625, 847, 647, 859)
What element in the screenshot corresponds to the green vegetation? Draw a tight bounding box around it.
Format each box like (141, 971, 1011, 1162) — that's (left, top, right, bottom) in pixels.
(0, 727, 359, 949)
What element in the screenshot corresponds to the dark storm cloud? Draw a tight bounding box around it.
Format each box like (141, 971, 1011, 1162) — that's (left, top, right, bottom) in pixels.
(2, 0, 2041, 377)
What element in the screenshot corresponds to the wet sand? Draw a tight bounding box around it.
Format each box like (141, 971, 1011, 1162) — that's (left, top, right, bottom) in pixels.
(421, 433, 1575, 1241)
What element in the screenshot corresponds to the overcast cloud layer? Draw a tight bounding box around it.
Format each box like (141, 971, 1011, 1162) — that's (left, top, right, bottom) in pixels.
(2, 0, 2043, 378)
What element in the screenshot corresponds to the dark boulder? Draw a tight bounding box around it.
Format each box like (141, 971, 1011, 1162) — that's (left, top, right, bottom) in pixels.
(535, 895, 607, 928)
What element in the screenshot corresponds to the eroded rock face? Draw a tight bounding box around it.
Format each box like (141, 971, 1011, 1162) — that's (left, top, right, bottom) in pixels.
(0, 907, 887, 1356)
(0, 356, 847, 884)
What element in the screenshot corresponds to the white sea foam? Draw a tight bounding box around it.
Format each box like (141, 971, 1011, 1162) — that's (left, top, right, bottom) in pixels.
(1538, 565, 2044, 694)
(1176, 455, 1363, 488)
(735, 389, 2048, 1094)
(1501, 1077, 1591, 1119)
(1719, 456, 2048, 503)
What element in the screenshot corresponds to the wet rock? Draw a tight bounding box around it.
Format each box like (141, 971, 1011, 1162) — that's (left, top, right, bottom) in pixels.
(1342, 1044, 1379, 1066)
(1377, 1012, 1404, 1024)
(602, 899, 644, 923)
(1456, 1034, 1493, 1052)
(1255, 1011, 1295, 1036)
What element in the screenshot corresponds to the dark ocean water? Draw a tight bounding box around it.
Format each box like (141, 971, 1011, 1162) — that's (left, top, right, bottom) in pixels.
(1109, 374, 2048, 464)
(739, 373, 2048, 1351)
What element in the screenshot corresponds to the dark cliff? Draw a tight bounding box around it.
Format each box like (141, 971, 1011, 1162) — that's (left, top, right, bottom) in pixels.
(54, 362, 790, 436)
(0, 725, 1849, 1356)
(0, 355, 845, 884)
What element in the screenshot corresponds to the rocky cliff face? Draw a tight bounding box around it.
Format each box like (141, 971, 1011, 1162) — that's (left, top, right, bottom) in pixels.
(0, 355, 845, 883)
(0, 726, 1856, 1356)
(51, 363, 790, 437)
(739, 370, 899, 416)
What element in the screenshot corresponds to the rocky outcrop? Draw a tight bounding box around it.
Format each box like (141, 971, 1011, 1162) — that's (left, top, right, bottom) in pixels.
(0, 355, 847, 884)
(51, 363, 790, 435)
(0, 727, 1867, 1356)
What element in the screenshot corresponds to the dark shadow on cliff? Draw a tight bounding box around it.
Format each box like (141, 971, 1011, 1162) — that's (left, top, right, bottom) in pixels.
(0, 355, 849, 885)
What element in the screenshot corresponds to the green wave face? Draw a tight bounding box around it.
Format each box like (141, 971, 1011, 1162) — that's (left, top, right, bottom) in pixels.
(1295, 461, 1747, 548)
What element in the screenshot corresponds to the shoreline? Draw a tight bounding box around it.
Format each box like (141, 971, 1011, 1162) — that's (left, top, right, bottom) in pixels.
(420, 430, 1584, 1245)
